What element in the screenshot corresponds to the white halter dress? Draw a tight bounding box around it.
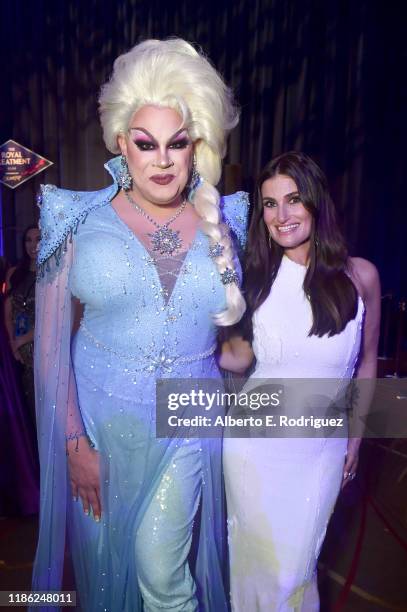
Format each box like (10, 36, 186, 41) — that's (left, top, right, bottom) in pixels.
(223, 255, 364, 611)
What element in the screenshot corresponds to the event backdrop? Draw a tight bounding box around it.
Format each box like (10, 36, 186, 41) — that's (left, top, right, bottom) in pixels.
(0, 0, 405, 296)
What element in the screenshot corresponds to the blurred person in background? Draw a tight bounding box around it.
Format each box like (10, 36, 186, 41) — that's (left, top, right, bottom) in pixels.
(4, 225, 40, 425)
(0, 247, 38, 517)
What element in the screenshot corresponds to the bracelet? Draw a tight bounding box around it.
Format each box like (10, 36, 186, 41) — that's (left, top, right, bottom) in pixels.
(65, 431, 90, 454)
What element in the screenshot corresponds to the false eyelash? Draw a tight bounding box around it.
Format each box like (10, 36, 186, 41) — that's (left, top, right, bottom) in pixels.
(134, 140, 156, 151)
(169, 139, 190, 149)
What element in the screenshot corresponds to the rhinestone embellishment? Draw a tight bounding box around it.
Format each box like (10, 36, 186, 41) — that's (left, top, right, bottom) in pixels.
(148, 226, 183, 256)
(79, 323, 216, 371)
(144, 351, 176, 373)
(220, 267, 239, 286)
(125, 191, 187, 256)
(209, 242, 224, 259)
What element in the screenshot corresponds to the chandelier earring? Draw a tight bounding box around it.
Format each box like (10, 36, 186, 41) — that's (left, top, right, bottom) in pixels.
(117, 154, 133, 191)
(187, 155, 202, 200)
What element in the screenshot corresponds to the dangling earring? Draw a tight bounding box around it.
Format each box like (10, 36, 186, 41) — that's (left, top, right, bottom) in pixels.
(187, 155, 202, 200)
(117, 154, 132, 191)
(314, 233, 319, 248)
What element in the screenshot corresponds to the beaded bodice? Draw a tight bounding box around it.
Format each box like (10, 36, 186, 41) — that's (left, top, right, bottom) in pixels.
(69, 203, 227, 370)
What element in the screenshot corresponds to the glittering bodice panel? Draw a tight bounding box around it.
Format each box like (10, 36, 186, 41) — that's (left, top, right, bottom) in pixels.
(69, 204, 227, 385)
(252, 256, 365, 379)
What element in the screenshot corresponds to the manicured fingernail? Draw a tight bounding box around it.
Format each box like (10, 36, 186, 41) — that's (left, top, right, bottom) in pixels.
(73, 496, 78, 502)
(94, 515, 100, 522)
(84, 509, 89, 515)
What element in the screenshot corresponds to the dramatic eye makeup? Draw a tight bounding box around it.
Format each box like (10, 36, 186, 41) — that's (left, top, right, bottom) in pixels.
(129, 127, 190, 151)
(168, 137, 190, 149)
(168, 129, 191, 149)
(128, 128, 157, 150)
(133, 139, 156, 151)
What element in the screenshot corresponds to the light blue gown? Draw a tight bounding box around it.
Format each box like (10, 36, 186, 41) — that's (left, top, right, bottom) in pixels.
(31, 157, 248, 612)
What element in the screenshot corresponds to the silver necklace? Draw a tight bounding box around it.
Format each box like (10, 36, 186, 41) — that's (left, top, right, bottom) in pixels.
(125, 191, 187, 256)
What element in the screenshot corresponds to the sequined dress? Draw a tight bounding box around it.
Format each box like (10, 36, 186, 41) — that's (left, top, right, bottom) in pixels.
(31, 157, 248, 612)
(223, 255, 365, 611)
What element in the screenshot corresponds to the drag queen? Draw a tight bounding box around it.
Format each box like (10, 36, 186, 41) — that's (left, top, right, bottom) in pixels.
(32, 39, 248, 611)
(221, 152, 380, 610)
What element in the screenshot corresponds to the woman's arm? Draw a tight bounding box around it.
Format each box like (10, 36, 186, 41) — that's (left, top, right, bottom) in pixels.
(342, 257, 381, 487)
(219, 335, 254, 374)
(35, 248, 102, 522)
(352, 257, 381, 378)
(66, 297, 101, 519)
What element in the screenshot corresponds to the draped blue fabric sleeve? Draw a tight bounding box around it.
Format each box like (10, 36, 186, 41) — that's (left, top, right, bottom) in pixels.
(37, 182, 117, 273)
(31, 234, 74, 610)
(220, 191, 249, 252)
(31, 183, 114, 611)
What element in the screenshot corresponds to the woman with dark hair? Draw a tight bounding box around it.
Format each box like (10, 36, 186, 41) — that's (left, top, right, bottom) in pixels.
(4, 225, 40, 425)
(220, 152, 380, 610)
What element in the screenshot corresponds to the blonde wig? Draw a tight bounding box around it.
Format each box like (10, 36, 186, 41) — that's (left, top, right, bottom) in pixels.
(99, 38, 245, 325)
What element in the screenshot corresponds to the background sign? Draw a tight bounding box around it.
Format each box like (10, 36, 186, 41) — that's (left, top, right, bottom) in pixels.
(0, 140, 53, 189)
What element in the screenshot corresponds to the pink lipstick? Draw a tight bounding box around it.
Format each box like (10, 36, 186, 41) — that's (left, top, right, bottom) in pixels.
(150, 175, 175, 185)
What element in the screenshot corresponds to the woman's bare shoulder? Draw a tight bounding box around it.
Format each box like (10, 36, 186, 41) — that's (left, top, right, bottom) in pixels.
(347, 257, 380, 300)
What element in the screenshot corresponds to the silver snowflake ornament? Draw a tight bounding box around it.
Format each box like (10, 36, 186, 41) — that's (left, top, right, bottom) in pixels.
(148, 226, 183, 256)
(209, 242, 224, 259)
(220, 267, 239, 286)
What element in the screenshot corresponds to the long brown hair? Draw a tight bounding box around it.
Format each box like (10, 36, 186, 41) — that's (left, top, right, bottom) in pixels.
(244, 152, 358, 338)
